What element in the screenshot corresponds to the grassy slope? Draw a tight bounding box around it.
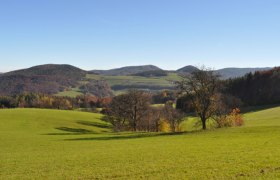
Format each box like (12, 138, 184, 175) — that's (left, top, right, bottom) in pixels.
(54, 73, 180, 97)
(53, 73, 179, 97)
(86, 73, 180, 87)
(55, 87, 83, 97)
(1, 107, 280, 179)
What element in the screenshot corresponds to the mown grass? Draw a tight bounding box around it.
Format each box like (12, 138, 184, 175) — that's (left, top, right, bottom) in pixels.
(1, 107, 280, 179)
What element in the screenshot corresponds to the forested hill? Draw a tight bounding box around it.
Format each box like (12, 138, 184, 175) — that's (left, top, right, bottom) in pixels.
(176, 65, 199, 74)
(90, 65, 162, 76)
(0, 64, 86, 95)
(225, 67, 280, 106)
(0, 64, 274, 96)
(216, 67, 271, 79)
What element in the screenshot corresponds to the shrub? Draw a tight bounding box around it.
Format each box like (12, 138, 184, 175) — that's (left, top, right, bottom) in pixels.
(159, 120, 171, 132)
(229, 108, 244, 126)
(216, 108, 244, 128)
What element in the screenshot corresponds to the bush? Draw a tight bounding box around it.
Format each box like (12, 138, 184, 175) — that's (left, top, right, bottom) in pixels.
(230, 108, 244, 126)
(159, 120, 171, 132)
(216, 108, 244, 128)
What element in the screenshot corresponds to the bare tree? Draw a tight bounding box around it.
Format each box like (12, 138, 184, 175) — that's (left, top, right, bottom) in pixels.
(177, 67, 220, 130)
(162, 101, 184, 132)
(126, 89, 151, 131)
(140, 107, 162, 132)
(103, 94, 130, 131)
(105, 89, 151, 131)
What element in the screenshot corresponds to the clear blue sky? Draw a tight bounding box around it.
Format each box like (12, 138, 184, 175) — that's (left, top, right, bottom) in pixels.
(0, 0, 280, 72)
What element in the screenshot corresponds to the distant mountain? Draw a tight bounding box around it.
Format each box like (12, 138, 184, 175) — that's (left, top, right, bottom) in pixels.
(0, 64, 86, 95)
(91, 65, 162, 76)
(0, 64, 275, 97)
(91, 65, 272, 79)
(176, 66, 271, 79)
(216, 67, 272, 79)
(177, 65, 199, 74)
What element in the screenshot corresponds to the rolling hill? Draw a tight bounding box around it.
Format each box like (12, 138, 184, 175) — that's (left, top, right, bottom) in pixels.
(90, 65, 162, 76)
(176, 65, 199, 74)
(1, 107, 280, 179)
(0, 64, 86, 95)
(216, 67, 271, 79)
(0, 64, 274, 97)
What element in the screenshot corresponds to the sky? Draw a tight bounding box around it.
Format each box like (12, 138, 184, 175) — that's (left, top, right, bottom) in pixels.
(0, 0, 280, 72)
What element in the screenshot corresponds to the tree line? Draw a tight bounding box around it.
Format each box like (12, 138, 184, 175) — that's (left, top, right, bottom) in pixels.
(224, 67, 280, 106)
(0, 93, 112, 111)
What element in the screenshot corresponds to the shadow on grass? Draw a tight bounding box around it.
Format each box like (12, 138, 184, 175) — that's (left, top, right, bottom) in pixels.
(44, 127, 100, 135)
(76, 120, 112, 129)
(64, 132, 189, 141)
(44, 119, 112, 135)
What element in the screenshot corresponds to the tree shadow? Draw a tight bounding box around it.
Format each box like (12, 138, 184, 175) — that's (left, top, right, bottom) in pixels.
(76, 120, 112, 129)
(64, 132, 188, 141)
(44, 119, 112, 136)
(44, 127, 99, 135)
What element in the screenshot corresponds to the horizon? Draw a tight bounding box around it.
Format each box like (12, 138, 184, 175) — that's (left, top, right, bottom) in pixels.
(1, 0, 280, 72)
(0, 63, 275, 73)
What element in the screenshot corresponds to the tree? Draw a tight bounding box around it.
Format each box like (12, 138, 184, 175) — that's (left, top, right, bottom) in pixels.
(103, 94, 130, 131)
(162, 101, 184, 132)
(105, 89, 151, 131)
(139, 107, 162, 132)
(177, 67, 220, 130)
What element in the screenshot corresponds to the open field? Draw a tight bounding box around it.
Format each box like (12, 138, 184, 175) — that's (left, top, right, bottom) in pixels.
(86, 73, 180, 87)
(55, 88, 83, 97)
(1, 107, 280, 179)
(54, 73, 180, 97)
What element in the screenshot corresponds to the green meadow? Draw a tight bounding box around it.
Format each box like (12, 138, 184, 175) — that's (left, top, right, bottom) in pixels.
(1, 107, 280, 179)
(54, 73, 180, 97)
(86, 73, 179, 87)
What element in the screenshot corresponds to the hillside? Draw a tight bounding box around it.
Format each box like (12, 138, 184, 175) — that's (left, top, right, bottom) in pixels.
(91, 65, 272, 78)
(86, 73, 179, 93)
(216, 67, 271, 79)
(91, 65, 162, 76)
(131, 69, 168, 77)
(0, 64, 275, 97)
(0, 64, 86, 95)
(176, 65, 199, 74)
(225, 67, 280, 106)
(1, 107, 280, 179)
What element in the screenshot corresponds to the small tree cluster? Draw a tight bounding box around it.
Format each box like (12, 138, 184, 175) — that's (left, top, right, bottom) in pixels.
(104, 90, 184, 132)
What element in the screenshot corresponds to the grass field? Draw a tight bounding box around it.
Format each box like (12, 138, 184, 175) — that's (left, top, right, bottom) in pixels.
(1, 107, 280, 179)
(55, 73, 180, 97)
(86, 73, 179, 88)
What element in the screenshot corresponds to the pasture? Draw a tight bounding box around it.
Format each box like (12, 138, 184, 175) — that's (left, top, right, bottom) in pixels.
(54, 73, 180, 97)
(1, 107, 280, 179)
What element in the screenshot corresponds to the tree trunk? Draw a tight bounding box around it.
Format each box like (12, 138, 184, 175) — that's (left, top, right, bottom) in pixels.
(133, 105, 137, 131)
(202, 118, 207, 130)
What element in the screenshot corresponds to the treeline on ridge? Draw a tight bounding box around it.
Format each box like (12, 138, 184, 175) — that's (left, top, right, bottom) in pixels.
(224, 67, 280, 106)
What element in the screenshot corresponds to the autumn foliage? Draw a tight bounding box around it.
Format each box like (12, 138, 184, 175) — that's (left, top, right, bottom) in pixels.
(216, 108, 244, 128)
